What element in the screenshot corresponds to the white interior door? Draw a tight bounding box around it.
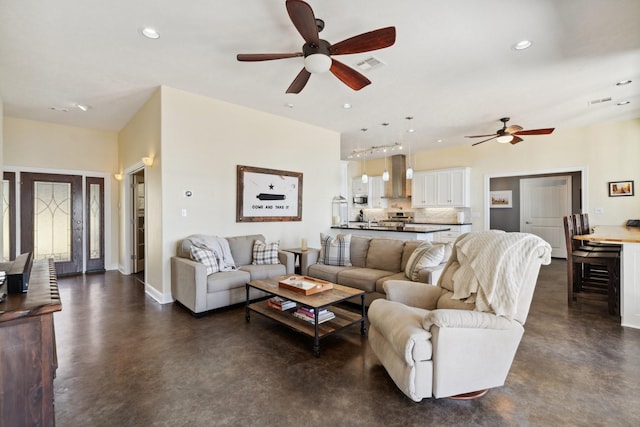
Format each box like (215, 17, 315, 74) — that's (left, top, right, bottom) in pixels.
(520, 176, 572, 258)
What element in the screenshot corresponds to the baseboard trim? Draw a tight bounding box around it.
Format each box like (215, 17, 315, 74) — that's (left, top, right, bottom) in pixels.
(145, 284, 174, 305)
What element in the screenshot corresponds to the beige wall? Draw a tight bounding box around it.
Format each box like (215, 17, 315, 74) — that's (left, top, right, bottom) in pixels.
(350, 118, 640, 228)
(158, 86, 340, 298)
(2, 116, 119, 267)
(117, 89, 162, 295)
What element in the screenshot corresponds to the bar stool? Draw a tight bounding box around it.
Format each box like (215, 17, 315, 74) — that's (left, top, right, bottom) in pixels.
(563, 215, 620, 315)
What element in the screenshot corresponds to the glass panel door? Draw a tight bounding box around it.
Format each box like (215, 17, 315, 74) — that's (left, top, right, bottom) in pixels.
(86, 177, 105, 272)
(21, 172, 83, 275)
(2, 172, 16, 261)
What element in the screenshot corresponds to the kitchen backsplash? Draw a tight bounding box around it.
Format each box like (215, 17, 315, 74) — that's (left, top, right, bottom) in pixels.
(354, 207, 471, 224)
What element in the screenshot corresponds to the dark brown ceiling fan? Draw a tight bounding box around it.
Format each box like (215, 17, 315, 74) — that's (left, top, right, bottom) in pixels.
(467, 117, 555, 146)
(236, 0, 396, 93)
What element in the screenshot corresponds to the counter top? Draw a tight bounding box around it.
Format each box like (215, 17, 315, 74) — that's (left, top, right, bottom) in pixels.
(574, 225, 640, 244)
(348, 221, 472, 226)
(332, 225, 450, 234)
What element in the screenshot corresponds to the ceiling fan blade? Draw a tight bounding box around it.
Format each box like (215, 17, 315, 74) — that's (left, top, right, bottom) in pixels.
(513, 128, 555, 136)
(471, 136, 498, 146)
(329, 27, 396, 55)
(505, 125, 523, 134)
(237, 53, 303, 62)
(286, 0, 319, 45)
(330, 59, 371, 91)
(465, 133, 498, 138)
(286, 68, 312, 94)
(509, 136, 524, 144)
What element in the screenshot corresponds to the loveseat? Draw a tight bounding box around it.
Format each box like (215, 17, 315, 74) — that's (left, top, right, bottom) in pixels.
(305, 235, 450, 306)
(171, 234, 294, 316)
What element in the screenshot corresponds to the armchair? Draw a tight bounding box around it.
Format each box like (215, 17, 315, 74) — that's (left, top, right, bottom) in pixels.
(367, 231, 551, 401)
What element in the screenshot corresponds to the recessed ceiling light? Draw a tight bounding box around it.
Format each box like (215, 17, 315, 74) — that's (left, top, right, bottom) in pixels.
(49, 106, 69, 112)
(617, 100, 631, 106)
(513, 40, 533, 50)
(285, 103, 294, 108)
(76, 103, 89, 112)
(616, 80, 632, 86)
(343, 103, 352, 109)
(141, 27, 160, 39)
(437, 139, 443, 143)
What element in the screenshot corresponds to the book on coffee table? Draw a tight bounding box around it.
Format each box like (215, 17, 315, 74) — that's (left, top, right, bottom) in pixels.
(278, 275, 333, 295)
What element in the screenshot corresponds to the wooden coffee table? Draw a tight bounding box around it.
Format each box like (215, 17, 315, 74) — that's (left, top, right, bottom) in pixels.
(245, 276, 366, 357)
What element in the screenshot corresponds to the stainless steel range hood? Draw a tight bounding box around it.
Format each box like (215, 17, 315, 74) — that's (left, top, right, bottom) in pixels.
(385, 154, 409, 198)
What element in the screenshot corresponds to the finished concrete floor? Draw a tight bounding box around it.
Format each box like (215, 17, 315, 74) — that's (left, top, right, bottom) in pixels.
(52, 260, 640, 426)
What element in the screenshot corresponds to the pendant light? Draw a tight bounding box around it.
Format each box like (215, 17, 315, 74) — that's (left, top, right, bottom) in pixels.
(405, 116, 414, 179)
(382, 123, 390, 181)
(360, 129, 369, 183)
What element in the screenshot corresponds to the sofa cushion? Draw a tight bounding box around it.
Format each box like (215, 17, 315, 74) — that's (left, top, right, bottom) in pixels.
(366, 238, 405, 272)
(318, 233, 352, 266)
(405, 244, 445, 281)
(252, 240, 280, 265)
(435, 290, 476, 311)
(337, 268, 396, 293)
(307, 263, 354, 283)
(190, 246, 219, 275)
(206, 270, 251, 293)
(349, 236, 371, 268)
(227, 234, 265, 266)
(239, 264, 286, 280)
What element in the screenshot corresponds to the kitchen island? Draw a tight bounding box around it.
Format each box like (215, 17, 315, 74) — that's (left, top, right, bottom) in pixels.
(331, 224, 452, 241)
(574, 225, 640, 329)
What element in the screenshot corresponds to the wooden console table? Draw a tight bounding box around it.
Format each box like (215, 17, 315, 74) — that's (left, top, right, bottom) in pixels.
(0, 259, 60, 427)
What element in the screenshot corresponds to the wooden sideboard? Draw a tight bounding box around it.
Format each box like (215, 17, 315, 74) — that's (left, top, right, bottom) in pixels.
(0, 259, 60, 426)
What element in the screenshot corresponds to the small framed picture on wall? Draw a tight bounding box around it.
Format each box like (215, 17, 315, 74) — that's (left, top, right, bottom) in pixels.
(608, 180, 634, 197)
(490, 190, 513, 208)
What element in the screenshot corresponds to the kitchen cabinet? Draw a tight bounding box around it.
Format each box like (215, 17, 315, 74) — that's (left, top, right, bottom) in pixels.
(369, 176, 387, 209)
(412, 167, 470, 208)
(351, 176, 368, 196)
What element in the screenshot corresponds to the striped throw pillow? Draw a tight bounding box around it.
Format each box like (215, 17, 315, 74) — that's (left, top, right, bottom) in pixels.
(405, 243, 445, 281)
(190, 246, 219, 275)
(252, 240, 280, 265)
(318, 233, 352, 266)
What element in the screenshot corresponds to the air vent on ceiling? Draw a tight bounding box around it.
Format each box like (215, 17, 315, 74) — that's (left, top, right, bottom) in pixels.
(588, 97, 612, 106)
(356, 56, 385, 71)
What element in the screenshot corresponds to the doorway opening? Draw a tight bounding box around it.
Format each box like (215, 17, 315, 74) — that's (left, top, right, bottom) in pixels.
(132, 169, 145, 283)
(486, 167, 587, 259)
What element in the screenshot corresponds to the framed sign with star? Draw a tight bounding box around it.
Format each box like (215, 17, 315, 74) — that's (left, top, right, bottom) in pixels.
(236, 165, 303, 222)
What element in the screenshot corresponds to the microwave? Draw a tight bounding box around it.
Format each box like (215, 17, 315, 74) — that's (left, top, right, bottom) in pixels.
(353, 195, 368, 204)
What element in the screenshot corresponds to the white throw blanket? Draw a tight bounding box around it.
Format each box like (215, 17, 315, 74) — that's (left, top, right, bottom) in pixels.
(451, 230, 551, 318)
(188, 234, 236, 271)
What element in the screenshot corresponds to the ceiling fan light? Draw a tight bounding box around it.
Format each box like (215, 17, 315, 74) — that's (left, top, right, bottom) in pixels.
(496, 134, 514, 143)
(304, 54, 332, 74)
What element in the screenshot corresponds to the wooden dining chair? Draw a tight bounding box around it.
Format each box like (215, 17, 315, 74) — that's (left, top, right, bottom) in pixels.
(563, 215, 620, 315)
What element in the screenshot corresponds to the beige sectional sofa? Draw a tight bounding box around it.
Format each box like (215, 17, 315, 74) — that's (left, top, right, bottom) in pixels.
(305, 235, 449, 306)
(171, 234, 294, 316)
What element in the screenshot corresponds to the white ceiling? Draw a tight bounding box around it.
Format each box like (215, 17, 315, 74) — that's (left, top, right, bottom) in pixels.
(1, 0, 639, 160)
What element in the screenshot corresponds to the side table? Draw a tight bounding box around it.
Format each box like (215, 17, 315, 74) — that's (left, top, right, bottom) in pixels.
(282, 247, 319, 275)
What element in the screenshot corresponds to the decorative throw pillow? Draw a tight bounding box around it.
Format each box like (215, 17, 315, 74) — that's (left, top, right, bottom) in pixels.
(252, 240, 280, 265)
(318, 233, 352, 266)
(190, 246, 219, 275)
(405, 243, 445, 281)
(441, 242, 453, 262)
